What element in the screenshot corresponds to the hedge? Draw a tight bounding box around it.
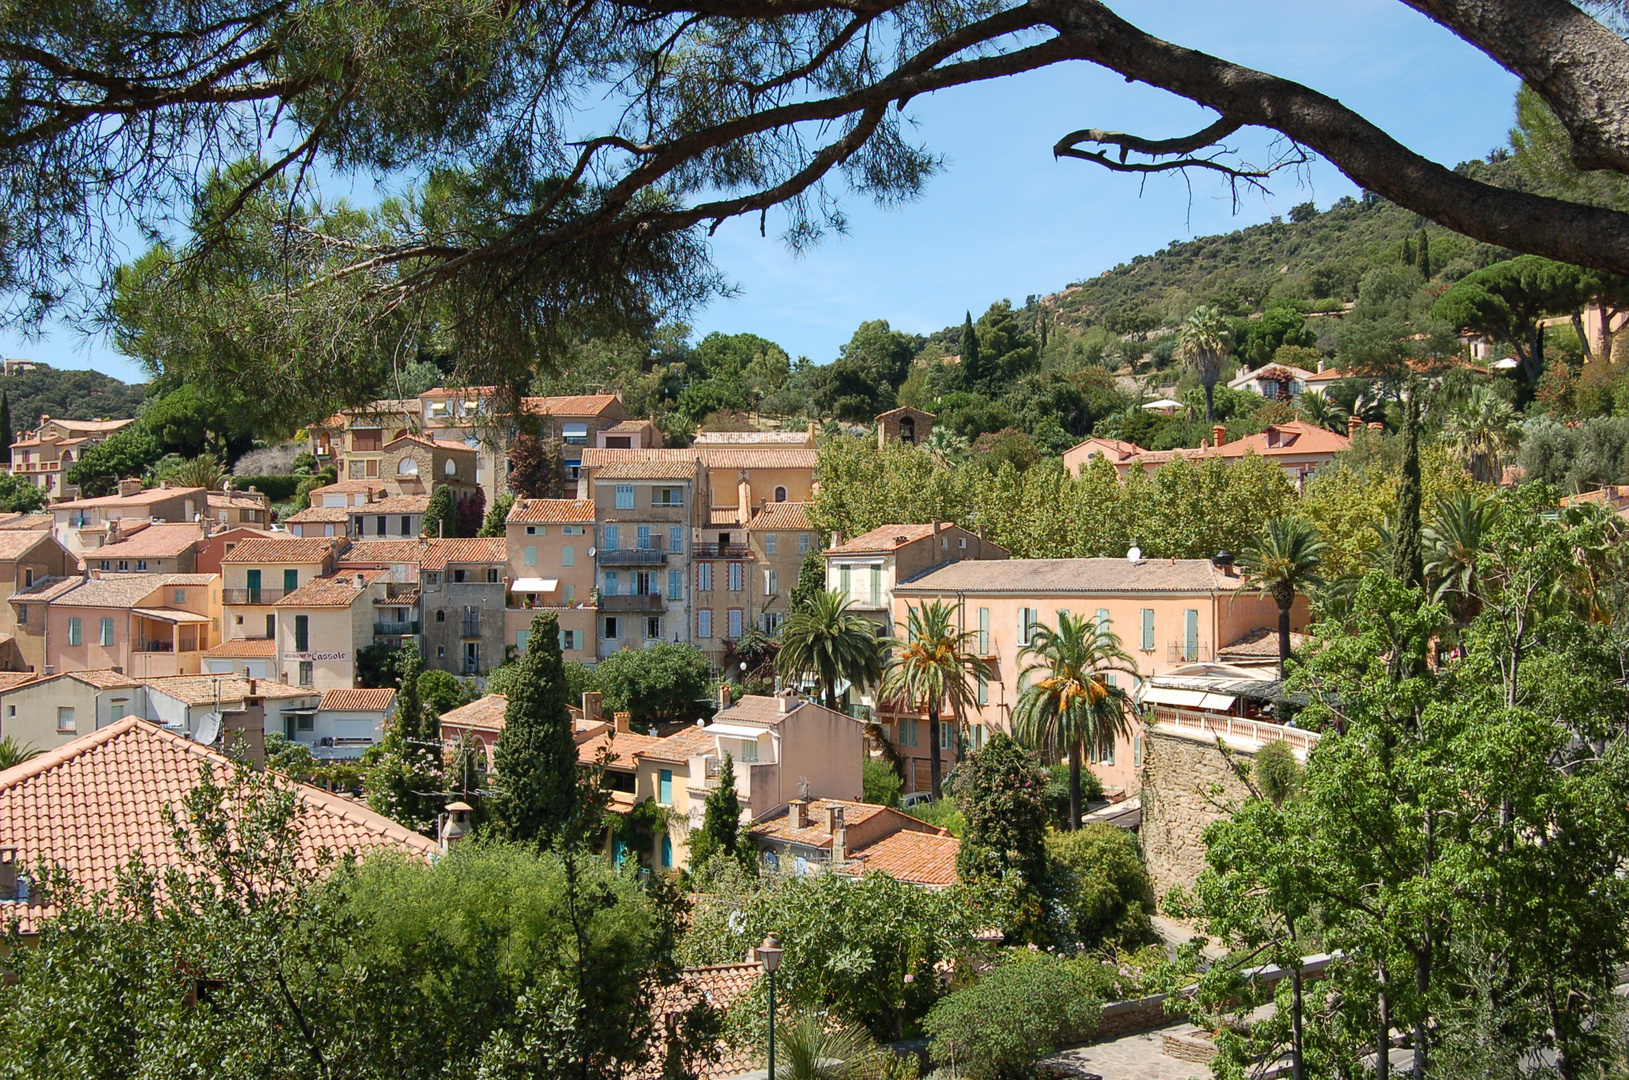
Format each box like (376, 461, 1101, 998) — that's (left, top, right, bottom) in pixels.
(229, 474, 303, 502)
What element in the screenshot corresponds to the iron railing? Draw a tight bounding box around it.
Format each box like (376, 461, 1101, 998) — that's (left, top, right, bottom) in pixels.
(222, 588, 287, 605)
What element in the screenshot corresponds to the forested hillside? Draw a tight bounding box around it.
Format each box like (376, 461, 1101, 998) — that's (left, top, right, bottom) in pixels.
(0, 364, 145, 427)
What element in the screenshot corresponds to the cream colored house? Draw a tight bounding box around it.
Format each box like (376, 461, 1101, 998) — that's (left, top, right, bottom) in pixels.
(504, 498, 598, 665)
(273, 568, 392, 689)
(0, 669, 143, 751)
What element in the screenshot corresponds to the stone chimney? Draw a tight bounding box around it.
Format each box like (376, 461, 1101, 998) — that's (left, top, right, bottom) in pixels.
(719, 683, 733, 709)
(788, 798, 808, 829)
(118, 478, 142, 498)
(353, 572, 366, 588)
(830, 806, 847, 864)
(614, 710, 631, 734)
(583, 691, 603, 725)
(220, 704, 266, 766)
(1212, 424, 1226, 446)
(106, 519, 120, 545)
(1347, 414, 1363, 438)
(806, 421, 818, 443)
(737, 474, 751, 529)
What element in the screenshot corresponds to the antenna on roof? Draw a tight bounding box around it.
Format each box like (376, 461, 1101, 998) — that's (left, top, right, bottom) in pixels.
(193, 711, 221, 746)
(1127, 545, 1142, 562)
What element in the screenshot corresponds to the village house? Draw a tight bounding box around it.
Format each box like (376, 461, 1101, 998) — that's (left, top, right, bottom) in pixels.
(596, 418, 662, 450)
(521, 393, 632, 489)
(21, 572, 221, 681)
(274, 568, 393, 690)
(9, 416, 137, 500)
(51, 482, 208, 558)
(1063, 420, 1353, 486)
(875, 404, 934, 449)
(1227, 363, 1315, 401)
(282, 479, 387, 538)
(138, 673, 320, 742)
(743, 500, 816, 638)
(505, 498, 599, 665)
(202, 636, 277, 679)
(86, 521, 207, 574)
(206, 489, 274, 529)
(219, 535, 348, 644)
(305, 688, 397, 760)
(0, 530, 72, 673)
(889, 554, 1305, 795)
(749, 797, 959, 888)
(0, 669, 140, 751)
(413, 538, 505, 676)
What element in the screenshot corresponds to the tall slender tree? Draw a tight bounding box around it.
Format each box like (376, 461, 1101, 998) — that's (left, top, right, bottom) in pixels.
(1012, 613, 1136, 829)
(880, 600, 989, 800)
(959, 311, 982, 391)
(687, 752, 752, 876)
(0, 392, 12, 465)
(1239, 517, 1327, 677)
(364, 643, 442, 833)
(1392, 391, 1424, 590)
(421, 484, 458, 538)
(1177, 306, 1232, 425)
(493, 612, 584, 848)
(776, 589, 881, 711)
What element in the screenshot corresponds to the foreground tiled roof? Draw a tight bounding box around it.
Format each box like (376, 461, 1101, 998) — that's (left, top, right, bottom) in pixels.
(713, 692, 840, 728)
(698, 448, 820, 471)
(276, 569, 388, 607)
(439, 694, 509, 732)
(0, 719, 436, 933)
(507, 498, 596, 525)
(141, 674, 315, 706)
(305, 480, 389, 497)
(833, 829, 960, 888)
(420, 538, 506, 570)
(897, 557, 1249, 596)
(203, 637, 278, 658)
(828, 523, 944, 554)
(580, 448, 701, 480)
(320, 688, 398, 713)
(221, 536, 345, 564)
(746, 501, 812, 531)
(90, 522, 203, 559)
(208, 492, 271, 510)
(643, 964, 763, 1080)
(62, 669, 143, 690)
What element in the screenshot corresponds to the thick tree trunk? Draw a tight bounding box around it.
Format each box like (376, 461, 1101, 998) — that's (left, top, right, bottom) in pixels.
(927, 702, 942, 801)
(1277, 600, 1292, 678)
(1377, 964, 1392, 1080)
(1204, 381, 1216, 426)
(1068, 744, 1082, 830)
(824, 679, 838, 712)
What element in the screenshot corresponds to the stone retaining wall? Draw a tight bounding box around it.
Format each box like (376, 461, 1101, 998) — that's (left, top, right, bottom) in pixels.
(1138, 726, 1258, 898)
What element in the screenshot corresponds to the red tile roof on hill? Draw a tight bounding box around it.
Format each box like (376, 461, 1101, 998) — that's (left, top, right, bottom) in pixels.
(746, 502, 812, 531)
(222, 536, 345, 564)
(420, 538, 506, 570)
(320, 688, 398, 713)
(0, 718, 436, 933)
(641, 964, 763, 1080)
(276, 569, 388, 607)
(439, 694, 509, 732)
(521, 393, 624, 416)
(832, 829, 959, 888)
(827, 523, 944, 554)
(507, 498, 597, 524)
(89, 522, 203, 559)
(203, 637, 278, 659)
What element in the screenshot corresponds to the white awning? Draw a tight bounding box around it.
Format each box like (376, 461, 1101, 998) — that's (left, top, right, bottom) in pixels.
(1140, 685, 1237, 711)
(1197, 693, 1238, 711)
(1141, 398, 1182, 410)
(706, 722, 771, 739)
(562, 422, 589, 437)
(510, 578, 558, 592)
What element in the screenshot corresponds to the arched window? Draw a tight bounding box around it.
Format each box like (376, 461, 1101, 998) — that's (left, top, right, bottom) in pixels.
(397, 457, 418, 475)
(900, 416, 916, 443)
(60, 451, 72, 464)
(774, 486, 787, 502)
(436, 610, 446, 623)
(444, 459, 458, 477)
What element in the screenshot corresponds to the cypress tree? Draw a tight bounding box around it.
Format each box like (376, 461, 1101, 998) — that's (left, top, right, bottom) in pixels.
(0, 392, 12, 465)
(365, 643, 442, 833)
(492, 612, 581, 848)
(689, 752, 751, 875)
(1392, 391, 1424, 590)
(1401, 236, 1414, 268)
(1417, 228, 1431, 280)
(422, 484, 458, 537)
(960, 311, 981, 391)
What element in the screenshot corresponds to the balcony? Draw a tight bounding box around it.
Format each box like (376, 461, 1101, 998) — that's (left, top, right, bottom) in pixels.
(693, 543, 751, 559)
(374, 619, 421, 637)
(223, 588, 286, 605)
(1167, 640, 1213, 664)
(598, 547, 668, 565)
(599, 593, 665, 612)
(461, 617, 482, 638)
(135, 640, 175, 653)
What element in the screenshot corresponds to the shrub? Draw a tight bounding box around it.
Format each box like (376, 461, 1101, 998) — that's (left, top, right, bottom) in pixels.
(228, 473, 302, 502)
(1252, 740, 1303, 806)
(1041, 763, 1102, 828)
(862, 756, 902, 808)
(1046, 825, 1157, 951)
(902, 797, 964, 837)
(924, 955, 1104, 1080)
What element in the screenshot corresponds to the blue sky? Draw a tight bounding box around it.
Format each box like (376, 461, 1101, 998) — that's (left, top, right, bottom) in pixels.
(0, 0, 1520, 382)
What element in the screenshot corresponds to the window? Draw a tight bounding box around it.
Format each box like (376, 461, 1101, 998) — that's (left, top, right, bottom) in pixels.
(67, 617, 81, 646)
(136, 560, 147, 571)
(696, 561, 713, 591)
(563, 584, 576, 604)
(645, 616, 662, 639)
(764, 533, 778, 555)
(940, 723, 953, 750)
(57, 706, 75, 732)
(398, 457, 419, 475)
(698, 609, 713, 638)
(970, 724, 987, 750)
(728, 562, 743, 592)
(603, 570, 620, 596)
(658, 769, 673, 805)
(1018, 608, 1037, 646)
(1134, 736, 1144, 767)
(614, 484, 635, 509)
(524, 545, 538, 567)
(173, 589, 186, 604)
(977, 607, 990, 654)
(99, 617, 114, 646)
(444, 458, 458, 477)
(1096, 608, 1111, 631)
(376, 515, 387, 536)
(487, 568, 499, 583)
(296, 712, 316, 733)
(798, 534, 811, 555)
(1141, 609, 1155, 651)
(654, 487, 684, 507)
(838, 564, 851, 597)
(869, 565, 882, 604)
(669, 525, 684, 554)
(453, 569, 468, 583)
(563, 525, 586, 536)
(977, 674, 988, 706)
(667, 570, 683, 600)
(560, 629, 579, 650)
(294, 615, 309, 651)
(436, 609, 446, 622)
(604, 616, 621, 639)
(636, 525, 652, 550)
(899, 717, 918, 746)
(661, 835, 673, 868)
(401, 515, 413, 535)
(1184, 608, 1200, 661)
(299, 661, 313, 686)
(116, 560, 128, 572)
(774, 486, 787, 502)
(563, 422, 590, 445)
(423, 571, 440, 585)
(727, 608, 744, 638)
(739, 737, 759, 763)
(516, 629, 531, 652)
(604, 524, 619, 550)
(16, 604, 25, 626)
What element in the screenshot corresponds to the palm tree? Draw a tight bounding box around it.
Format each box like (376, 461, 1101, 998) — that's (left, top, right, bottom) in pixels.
(879, 600, 989, 800)
(1442, 385, 1520, 484)
(0, 735, 42, 770)
(776, 590, 882, 712)
(1177, 306, 1232, 425)
(1013, 613, 1136, 829)
(165, 453, 228, 491)
(1424, 490, 1497, 623)
(1239, 516, 1328, 677)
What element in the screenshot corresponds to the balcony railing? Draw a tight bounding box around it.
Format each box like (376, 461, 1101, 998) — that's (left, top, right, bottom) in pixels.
(599, 593, 665, 612)
(1166, 641, 1213, 663)
(693, 543, 751, 559)
(135, 640, 175, 653)
(598, 547, 667, 565)
(374, 620, 421, 636)
(461, 617, 482, 638)
(223, 588, 286, 605)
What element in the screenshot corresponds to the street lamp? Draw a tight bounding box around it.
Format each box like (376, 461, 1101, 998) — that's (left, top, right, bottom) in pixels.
(756, 933, 784, 1080)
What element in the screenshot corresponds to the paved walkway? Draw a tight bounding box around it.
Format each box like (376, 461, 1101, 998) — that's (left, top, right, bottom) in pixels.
(1046, 1028, 1210, 1080)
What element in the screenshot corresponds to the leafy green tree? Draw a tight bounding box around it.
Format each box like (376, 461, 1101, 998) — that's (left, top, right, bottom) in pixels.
(861, 755, 903, 808)
(788, 547, 827, 616)
(686, 752, 754, 877)
(417, 669, 472, 717)
(1012, 612, 1135, 829)
(365, 644, 443, 833)
(478, 492, 514, 537)
(1441, 384, 1520, 484)
(1423, 490, 1497, 625)
(924, 955, 1103, 1080)
(1431, 255, 1618, 385)
(1177, 306, 1231, 425)
(421, 484, 458, 538)
(0, 473, 45, 513)
(958, 312, 983, 390)
(138, 383, 258, 462)
(492, 612, 584, 849)
(1045, 824, 1157, 949)
(881, 600, 988, 800)
(776, 590, 881, 711)
(157, 453, 226, 490)
(1238, 517, 1326, 676)
(506, 433, 565, 498)
(64, 424, 164, 496)
(593, 641, 711, 730)
(1393, 393, 1425, 590)
(953, 733, 1052, 945)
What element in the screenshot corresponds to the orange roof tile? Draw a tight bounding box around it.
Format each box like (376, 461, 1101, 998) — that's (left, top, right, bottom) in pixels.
(576, 728, 664, 769)
(140, 674, 315, 706)
(833, 829, 960, 888)
(89, 522, 203, 559)
(353, 495, 431, 515)
(0, 513, 54, 531)
(692, 430, 813, 446)
(749, 798, 893, 845)
(0, 529, 58, 561)
(53, 486, 207, 510)
(0, 671, 41, 694)
(306, 480, 389, 497)
(203, 637, 278, 659)
(709, 507, 741, 526)
(827, 523, 944, 554)
(420, 538, 506, 570)
(0, 718, 436, 933)
(439, 694, 509, 732)
(320, 688, 398, 712)
(522, 393, 624, 417)
(208, 492, 271, 510)
(283, 505, 352, 523)
(698, 448, 820, 471)
(746, 502, 812, 531)
(342, 539, 432, 564)
(276, 569, 387, 607)
(507, 498, 596, 525)
(643, 964, 764, 1080)
(221, 536, 345, 564)
(384, 433, 476, 453)
(636, 724, 718, 764)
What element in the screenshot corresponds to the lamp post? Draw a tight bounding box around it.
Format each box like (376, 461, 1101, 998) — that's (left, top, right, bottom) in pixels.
(756, 933, 784, 1080)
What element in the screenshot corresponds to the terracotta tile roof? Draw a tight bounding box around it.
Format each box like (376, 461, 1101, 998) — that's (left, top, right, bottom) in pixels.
(746, 502, 812, 531)
(0, 529, 57, 561)
(276, 569, 387, 607)
(420, 538, 506, 570)
(53, 486, 207, 510)
(1213, 421, 1351, 459)
(11, 576, 80, 603)
(0, 718, 437, 933)
(283, 506, 352, 523)
(644, 964, 763, 1080)
(576, 728, 664, 769)
(579, 448, 702, 480)
(50, 417, 138, 433)
(1065, 437, 1145, 464)
(65, 669, 143, 690)
(342, 539, 432, 564)
(140, 674, 316, 705)
(45, 573, 170, 609)
(161, 573, 217, 586)
(698, 448, 820, 471)
(350, 495, 431, 515)
(1217, 627, 1311, 661)
(875, 405, 935, 420)
(130, 607, 211, 624)
(709, 507, 741, 526)
(208, 492, 270, 510)
(439, 694, 509, 732)
(320, 688, 398, 712)
(692, 430, 813, 446)
(636, 724, 718, 764)
(833, 829, 960, 888)
(897, 557, 1248, 596)
(0, 671, 41, 693)
(203, 637, 278, 658)
(0, 513, 54, 531)
(89, 522, 202, 559)
(422, 386, 499, 398)
(749, 799, 892, 845)
(522, 393, 623, 417)
(221, 536, 345, 564)
(605, 419, 652, 433)
(384, 434, 476, 453)
(713, 692, 850, 728)
(507, 498, 596, 525)
(827, 523, 944, 554)
(307, 480, 389, 497)
(341, 398, 422, 415)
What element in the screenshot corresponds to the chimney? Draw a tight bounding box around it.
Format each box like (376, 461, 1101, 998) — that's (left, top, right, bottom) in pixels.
(0, 845, 15, 901)
(353, 572, 366, 588)
(779, 689, 795, 714)
(118, 478, 142, 498)
(788, 799, 808, 829)
(1212, 424, 1226, 446)
(806, 421, 818, 443)
(830, 806, 847, 864)
(719, 683, 733, 709)
(441, 801, 474, 852)
(614, 710, 631, 734)
(737, 474, 751, 529)
(219, 705, 266, 766)
(1368, 421, 1385, 431)
(1347, 414, 1363, 438)
(583, 691, 603, 724)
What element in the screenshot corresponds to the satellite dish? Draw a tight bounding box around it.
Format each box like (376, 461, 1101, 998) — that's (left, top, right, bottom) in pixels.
(587, 546, 597, 557)
(193, 711, 221, 746)
(1127, 545, 1142, 562)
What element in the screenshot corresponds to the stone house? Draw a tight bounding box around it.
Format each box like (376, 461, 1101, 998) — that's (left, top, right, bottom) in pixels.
(0, 530, 72, 673)
(51, 483, 208, 559)
(875, 405, 934, 449)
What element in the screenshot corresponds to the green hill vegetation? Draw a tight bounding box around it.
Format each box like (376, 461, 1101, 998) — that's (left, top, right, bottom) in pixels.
(0, 363, 145, 428)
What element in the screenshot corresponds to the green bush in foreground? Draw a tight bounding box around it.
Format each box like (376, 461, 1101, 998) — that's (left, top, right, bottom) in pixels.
(923, 954, 1104, 1080)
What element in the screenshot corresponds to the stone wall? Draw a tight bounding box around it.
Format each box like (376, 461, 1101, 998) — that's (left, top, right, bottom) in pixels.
(1138, 726, 1258, 899)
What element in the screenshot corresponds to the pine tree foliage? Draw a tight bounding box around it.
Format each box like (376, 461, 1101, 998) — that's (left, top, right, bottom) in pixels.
(365, 644, 444, 834)
(687, 753, 755, 877)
